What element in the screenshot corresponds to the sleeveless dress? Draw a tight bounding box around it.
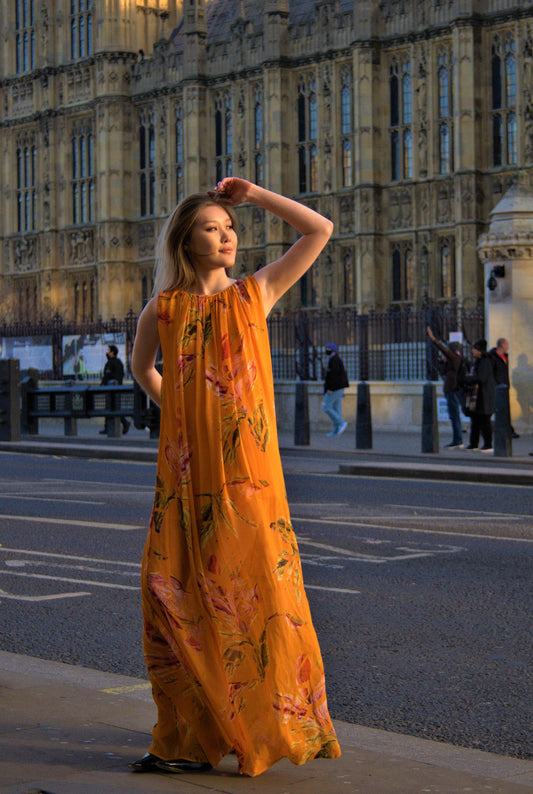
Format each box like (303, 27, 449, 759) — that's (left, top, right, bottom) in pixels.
(141, 275, 341, 777)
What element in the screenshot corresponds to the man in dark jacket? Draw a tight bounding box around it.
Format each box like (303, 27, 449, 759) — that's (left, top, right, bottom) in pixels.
(489, 338, 519, 438)
(100, 345, 130, 435)
(426, 326, 465, 448)
(464, 339, 495, 452)
(322, 342, 349, 436)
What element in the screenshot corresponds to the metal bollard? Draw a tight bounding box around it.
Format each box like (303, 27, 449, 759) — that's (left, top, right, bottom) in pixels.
(0, 359, 21, 442)
(356, 381, 372, 449)
(421, 382, 439, 453)
(494, 384, 512, 457)
(294, 381, 310, 446)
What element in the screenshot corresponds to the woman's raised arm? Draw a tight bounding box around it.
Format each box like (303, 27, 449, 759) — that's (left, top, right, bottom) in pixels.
(211, 178, 333, 315)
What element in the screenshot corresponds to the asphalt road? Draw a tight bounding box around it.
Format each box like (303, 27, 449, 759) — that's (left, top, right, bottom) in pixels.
(0, 452, 531, 761)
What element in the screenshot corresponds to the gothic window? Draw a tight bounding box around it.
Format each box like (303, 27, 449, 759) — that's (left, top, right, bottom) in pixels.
(15, 0, 35, 73)
(437, 51, 454, 174)
(175, 106, 184, 203)
(72, 126, 94, 224)
(139, 117, 155, 217)
(341, 67, 353, 187)
(439, 240, 455, 298)
(254, 87, 263, 185)
(491, 35, 517, 167)
(297, 75, 318, 193)
(215, 93, 233, 182)
(390, 59, 412, 180)
(70, 0, 92, 60)
(16, 140, 36, 232)
(391, 242, 414, 302)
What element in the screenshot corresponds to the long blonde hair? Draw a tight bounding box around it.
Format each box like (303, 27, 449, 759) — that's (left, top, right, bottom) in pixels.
(152, 193, 238, 295)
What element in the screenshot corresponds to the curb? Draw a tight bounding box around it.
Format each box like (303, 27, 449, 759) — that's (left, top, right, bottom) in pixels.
(1, 438, 532, 485)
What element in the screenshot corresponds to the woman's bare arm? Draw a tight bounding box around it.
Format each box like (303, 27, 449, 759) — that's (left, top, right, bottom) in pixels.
(131, 297, 162, 407)
(211, 178, 333, 315)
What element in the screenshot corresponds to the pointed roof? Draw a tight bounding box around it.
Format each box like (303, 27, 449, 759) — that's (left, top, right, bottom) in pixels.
(487, 183, 533, 237)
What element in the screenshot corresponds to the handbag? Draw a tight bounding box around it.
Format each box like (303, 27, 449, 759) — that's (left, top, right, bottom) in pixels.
(463, 383, 478, 417)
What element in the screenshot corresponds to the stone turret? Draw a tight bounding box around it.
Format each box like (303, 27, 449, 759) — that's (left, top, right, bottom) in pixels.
(182, 0, 207, 78)
(478, 183, 533, 432)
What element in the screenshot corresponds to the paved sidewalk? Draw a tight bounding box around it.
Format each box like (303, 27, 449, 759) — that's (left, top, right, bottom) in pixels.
(1, 651, 532, 794)
(1, 418, 532, 485)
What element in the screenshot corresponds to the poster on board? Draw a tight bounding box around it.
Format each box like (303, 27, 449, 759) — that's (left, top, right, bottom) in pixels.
(1, 335, 53, 373)
(62, 333, 126, 380)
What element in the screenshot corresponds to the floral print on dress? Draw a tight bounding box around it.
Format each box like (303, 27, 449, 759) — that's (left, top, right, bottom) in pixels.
(141, 276, 340, 776)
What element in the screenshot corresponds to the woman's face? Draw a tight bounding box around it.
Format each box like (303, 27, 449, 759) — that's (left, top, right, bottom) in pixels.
(186, 205, 237, 272)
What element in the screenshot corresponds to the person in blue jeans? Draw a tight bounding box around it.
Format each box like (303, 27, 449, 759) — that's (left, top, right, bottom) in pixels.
(321, 343, 349, 436)
(426, 326, 465, 448)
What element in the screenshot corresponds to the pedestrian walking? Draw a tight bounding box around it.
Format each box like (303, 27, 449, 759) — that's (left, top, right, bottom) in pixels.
(130, 177, 341, 777)
(321, 343, 349, 436)
(99, 345, 130, 435)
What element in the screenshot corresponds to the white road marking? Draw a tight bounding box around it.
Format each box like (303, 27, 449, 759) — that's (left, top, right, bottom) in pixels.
(386, 503, 529, 519)
(43, 478, 153, 491)
(2, 495, 104, 505)
(0, 547, 140, 566)
(0, 514, 143, 530)
(0, 570, 139, 591)
(291, 516, 533, 543)
(0, 587, 90, 602)
(305, 584, 359, 595)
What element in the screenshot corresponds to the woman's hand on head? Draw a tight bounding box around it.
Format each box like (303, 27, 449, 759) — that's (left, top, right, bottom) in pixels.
(208, 177, 254, 206)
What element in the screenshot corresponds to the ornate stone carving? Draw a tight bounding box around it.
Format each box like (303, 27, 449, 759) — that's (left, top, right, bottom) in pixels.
(69, 229, 95, 264)
(13, 235, 38, 272)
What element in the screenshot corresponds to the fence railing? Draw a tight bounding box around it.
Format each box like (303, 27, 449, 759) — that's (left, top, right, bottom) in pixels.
(268, 301, 485, 382)
(0, 301, 485, 383)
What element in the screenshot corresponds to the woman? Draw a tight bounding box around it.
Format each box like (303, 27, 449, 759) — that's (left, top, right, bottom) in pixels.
(130, 178, 341, 777)
(464, 338, 495, 452)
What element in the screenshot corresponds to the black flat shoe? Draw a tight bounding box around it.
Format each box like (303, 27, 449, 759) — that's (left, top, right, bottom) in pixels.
(155, 758, 212, 774)
(129, 753, 162, 772)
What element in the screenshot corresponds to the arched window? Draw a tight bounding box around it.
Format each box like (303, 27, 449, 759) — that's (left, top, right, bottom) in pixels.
(401, 65, 411, 124)
(72, 126, 94, 223)
(296, 74, 318, 193)
(214, 93, 232, 182)
(254, 87, 264, 185)
(71, 0, 93, 60)
(175, 106, 184, 202)
(438, 64, 449, 119)
(15, 0, 35, 72)
(440, 241, 455, 298)
(507, 112, 517, 165)
(439, 124, 450, 174)
(437, 51, 454, 174)
(342, 139, 352, 188)
(491, 36, 517, 167)
(341, 67, 353, 187)
(391, 243, 414, 302)
(389, 58, 412, 181)
(139, 115, 156, 217)
(403, 129, 413, 179)
(16, 139, 37, 232)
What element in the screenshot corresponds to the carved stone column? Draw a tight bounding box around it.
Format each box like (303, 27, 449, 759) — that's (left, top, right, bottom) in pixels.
(478, 183, 533, 432)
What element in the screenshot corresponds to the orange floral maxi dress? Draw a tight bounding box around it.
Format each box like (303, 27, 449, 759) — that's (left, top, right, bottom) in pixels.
(141, 275, 341, 777)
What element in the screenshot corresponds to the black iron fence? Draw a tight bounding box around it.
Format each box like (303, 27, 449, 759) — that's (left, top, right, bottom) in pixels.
(0, 301, 484, 383)
(268, 301, 485, 382)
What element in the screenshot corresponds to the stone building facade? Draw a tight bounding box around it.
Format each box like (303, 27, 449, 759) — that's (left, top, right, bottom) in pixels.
(1, 0, 533, 322)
